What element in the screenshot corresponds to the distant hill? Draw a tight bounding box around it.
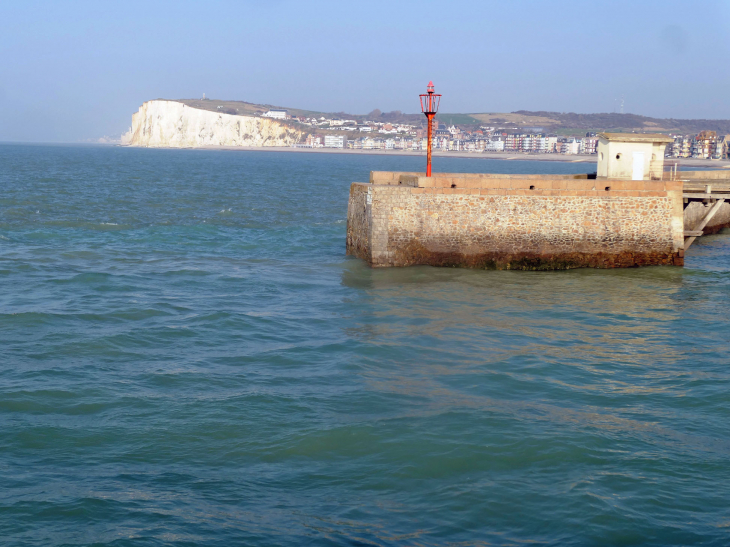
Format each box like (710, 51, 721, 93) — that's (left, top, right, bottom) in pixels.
(169, 99, 730, 136)
(511, 111, 730, 135)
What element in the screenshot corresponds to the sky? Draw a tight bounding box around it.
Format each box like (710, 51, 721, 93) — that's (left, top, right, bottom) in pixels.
(1, 0, 729, 142)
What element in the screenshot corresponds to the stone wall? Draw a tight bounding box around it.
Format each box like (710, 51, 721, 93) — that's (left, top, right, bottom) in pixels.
(346, 184, 372, 259)
(346, 173, 685, 270)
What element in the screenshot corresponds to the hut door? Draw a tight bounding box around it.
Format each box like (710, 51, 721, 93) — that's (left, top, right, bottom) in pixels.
(632, 152, 645, 180)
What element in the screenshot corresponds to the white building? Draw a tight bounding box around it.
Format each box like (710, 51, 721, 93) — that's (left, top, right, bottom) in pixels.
(485, 139, 505, 152)
(263, 110, 288, 120)
(305, 135, 322, 148)
(581, 137, 599, 155)
(561, 138, 581, 155)
(324, 135, 345, 148)
(546, 136, 558, 153)
(597, 133, 673, 180)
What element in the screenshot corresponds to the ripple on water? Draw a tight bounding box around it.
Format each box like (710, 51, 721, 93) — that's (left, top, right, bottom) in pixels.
(1, 144, 730, 546)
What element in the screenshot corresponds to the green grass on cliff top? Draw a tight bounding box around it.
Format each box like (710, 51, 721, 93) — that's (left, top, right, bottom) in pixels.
(168, 98, 730, 135)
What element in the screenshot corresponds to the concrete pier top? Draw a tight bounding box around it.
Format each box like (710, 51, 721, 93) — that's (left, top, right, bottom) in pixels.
(368, 171, 682, 193)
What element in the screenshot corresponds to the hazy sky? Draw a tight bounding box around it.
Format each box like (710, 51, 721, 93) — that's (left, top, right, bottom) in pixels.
(1, 0, 729, 142)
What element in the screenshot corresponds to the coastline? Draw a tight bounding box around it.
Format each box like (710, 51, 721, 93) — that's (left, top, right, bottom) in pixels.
(122, 144, 730, 168)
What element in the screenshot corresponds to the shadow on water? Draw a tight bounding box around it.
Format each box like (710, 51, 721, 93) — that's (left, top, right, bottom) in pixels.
(338, 260, 730, 450)
(340, 259, 688, 327)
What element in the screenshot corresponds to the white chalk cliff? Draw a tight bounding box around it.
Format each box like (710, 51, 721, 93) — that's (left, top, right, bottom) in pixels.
(122, 100, 303, 148)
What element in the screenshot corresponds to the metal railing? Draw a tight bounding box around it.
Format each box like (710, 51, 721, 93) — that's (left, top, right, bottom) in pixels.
(662, 161, 681, 181)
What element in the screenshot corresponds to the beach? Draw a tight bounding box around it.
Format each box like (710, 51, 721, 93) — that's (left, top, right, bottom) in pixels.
(125, 144, 730, 168)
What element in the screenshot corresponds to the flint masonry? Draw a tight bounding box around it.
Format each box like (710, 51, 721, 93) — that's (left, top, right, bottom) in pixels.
(347, 171, 685, 270)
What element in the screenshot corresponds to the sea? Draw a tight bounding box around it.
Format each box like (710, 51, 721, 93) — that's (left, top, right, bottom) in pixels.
(1, 143, 730, 546)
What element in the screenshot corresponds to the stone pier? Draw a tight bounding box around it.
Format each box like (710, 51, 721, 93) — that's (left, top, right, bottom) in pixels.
(346, 172, 685, 270)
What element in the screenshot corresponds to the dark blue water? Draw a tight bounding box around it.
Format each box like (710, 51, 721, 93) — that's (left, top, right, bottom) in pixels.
(2, 144, 730, 546)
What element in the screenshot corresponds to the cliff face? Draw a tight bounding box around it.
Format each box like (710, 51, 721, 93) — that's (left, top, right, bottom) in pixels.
(123, 100, 303, 148)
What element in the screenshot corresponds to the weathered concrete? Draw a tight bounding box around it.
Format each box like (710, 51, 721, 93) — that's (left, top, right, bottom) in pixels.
(684, 202, 730, 234)
(681, 170, 730, 180)
(597, 133, 674, 180)
(347, 172, 685, 270)
(682, 170, 730, 233)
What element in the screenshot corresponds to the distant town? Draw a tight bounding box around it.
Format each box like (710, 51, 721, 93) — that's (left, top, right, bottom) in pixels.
(261, 108, 730, 159)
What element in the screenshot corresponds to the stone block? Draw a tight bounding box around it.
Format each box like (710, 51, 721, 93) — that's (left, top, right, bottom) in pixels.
(642, 181, 665, 192)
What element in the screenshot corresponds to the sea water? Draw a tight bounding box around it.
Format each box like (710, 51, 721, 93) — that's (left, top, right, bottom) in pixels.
(1, 144, 729, 546)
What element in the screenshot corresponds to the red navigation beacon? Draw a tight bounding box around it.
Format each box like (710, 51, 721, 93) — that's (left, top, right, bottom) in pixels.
(419, 81, 441, 177)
